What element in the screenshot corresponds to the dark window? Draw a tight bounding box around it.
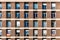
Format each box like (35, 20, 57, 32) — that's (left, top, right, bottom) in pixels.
(42, 3, 47, 9)
(33, 11, 37, 18)
(24, 11, 28, 18)
(51, 11, 55, 18)
(42, 11, 46, 18)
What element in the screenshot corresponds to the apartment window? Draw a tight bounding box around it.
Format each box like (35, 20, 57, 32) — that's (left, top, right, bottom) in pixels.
(42, 38, 47, 40)
(15, 2, 20, 9)
(51, 38, 56, 40)
(15, 38, 20, 40)
(42, 11, 46, 18)
(0, 12, 2, 18)
(6, 2, 11, 9)
(33, 11, 37, 18)
(15, 29, 20, 36)
(24, 29, 29, 36)
(24, 11, 28, 18)
(15, 21, 20, 27)
(33, 20, 38, 27)
(51, 3, 56, 9)
(33, 2, 38, 9)
(6, 29, 11, 36)
(6, 20, 11, 27)
(24, 38, 29, 40)
(24, 20, 29, 27)
(6, 38, 11, 40)
(51, 11, 56, 18)
(42, 29, 47, 36)
(33, 29, 38, 36)
(42, 20, 47, 27)
(51, 20, 56, 27)
(42, 3, 47, 9)
(33, 38, 38, 40)
(0, 21, 2, 27)
(24, 2, 29, 9)
(0, 3, 2, 9)
(0, 30, 2, 36)
(15, 11, 20, 18)
(6, 11, 11, 18)
(51, 29, 56, 35)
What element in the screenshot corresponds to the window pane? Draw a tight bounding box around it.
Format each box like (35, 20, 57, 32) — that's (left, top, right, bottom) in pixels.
(51, 29, 56, 35)
(51, 11, 55, 18)
(33, 20, 38, 27)
(15, 2, 20, 9)
(0, 30, 2, 36)
(24, 2, 29, 9)
(33, 30, 38, 36)
(24, 30, 29, 36)
(0, 3, 2, 9)
(0, 12, 2, 18)
(33, 11, 37, 18)
(42, 38, 47, 40)
(0, 21, 2, 27)
(51, 3, 56, 9)
(42, 3, 47, 9)
(24, 11, 28, 18)
(6, 2, 11, 9)
(42, 11, 46, 18)
(33, 2, 38, 9)
(15, 21, 20, 27)
(6, 12, 11, 18)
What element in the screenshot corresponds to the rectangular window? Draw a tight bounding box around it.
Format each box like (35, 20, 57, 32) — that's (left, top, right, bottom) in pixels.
(24, 20, 29, 27)
(0, 12, 2, 18)
(33, 11, 37, 18)
(51, 3, 56, 9)
(51, 11, 56, 18)
(33, 38, 38, 40)
(33, 2, 38, 9)
(6, 2, 11, 9)
(15, 2, 20, 9)
(51, 29, 56, 35)
(0, 30, 2, 36)
(24, 2, 29, 9)
(42, 3, 47, 9)
(24, 29, 29, 36)
(0, 3, 2, 9)
(15, 29, 20, 36)
(42, 20, 47, 27)
(51, 20, 56, 27)
(51, 38, 56, 40)
(6, 38, 11, 40)
(24, 11, 28, 18)
(0, 21, 2, 27)
(6, 20, 11, 27)
(42, 11, 46, 18)
(42, 38, 47, 40)
(33, 29, 38, 36)
(6, 11, 11, 18)
(15, 38, 20, 40)
(42, 29, 47, 36)
(15, 11, 20, 18)
(33, 20, 38, 27)
(15, 20, 20, 27)
(6, 29, 11, 36)
(24, 38, 29, 40)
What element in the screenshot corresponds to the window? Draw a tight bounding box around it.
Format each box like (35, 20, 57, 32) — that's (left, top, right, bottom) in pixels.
(0, 39, 2, 40)
(6, 29, 11, 36)
(42, 38, 47, 40)
(24, 2, 29, 9)
(51, 29, 56, 35)
(33, 2, 38, 9)
(15, 21, 20, 27)
(24, 11, 28, 18)
(15, 29, 20, 36)
(15, 11, 20, 18)
(0, 30, 2, 36)
(0, 12, 2, 18)
(24, 20, 29, 27)
(33, 11, 37, 18)
(51, 11, 56, 18)
(51, 20, 56, 27)
(24, 29, 29, 36)
(6, 2, 11, 9)
(0, 3, 2, 9)
(42, 20, 47, 27)
(42, 3, 47, 9)
(42, 29, 47, 36)
(24, 38, 29, 40)
(42, 11, 46, 18)
(6, 38, 11, 40)
(6, 11, 11, 18)
(51, 3, 56, 9)
(0, 21, 2, 27)
(6, 20, 11, 27)
(33, 20, 38, 27)
(33, 38, 38, 40)
(15, 38, 20, 40)
(15, 2, 20, 9)
(33, 29, 38, 36)
(51, 38, 56, 40)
